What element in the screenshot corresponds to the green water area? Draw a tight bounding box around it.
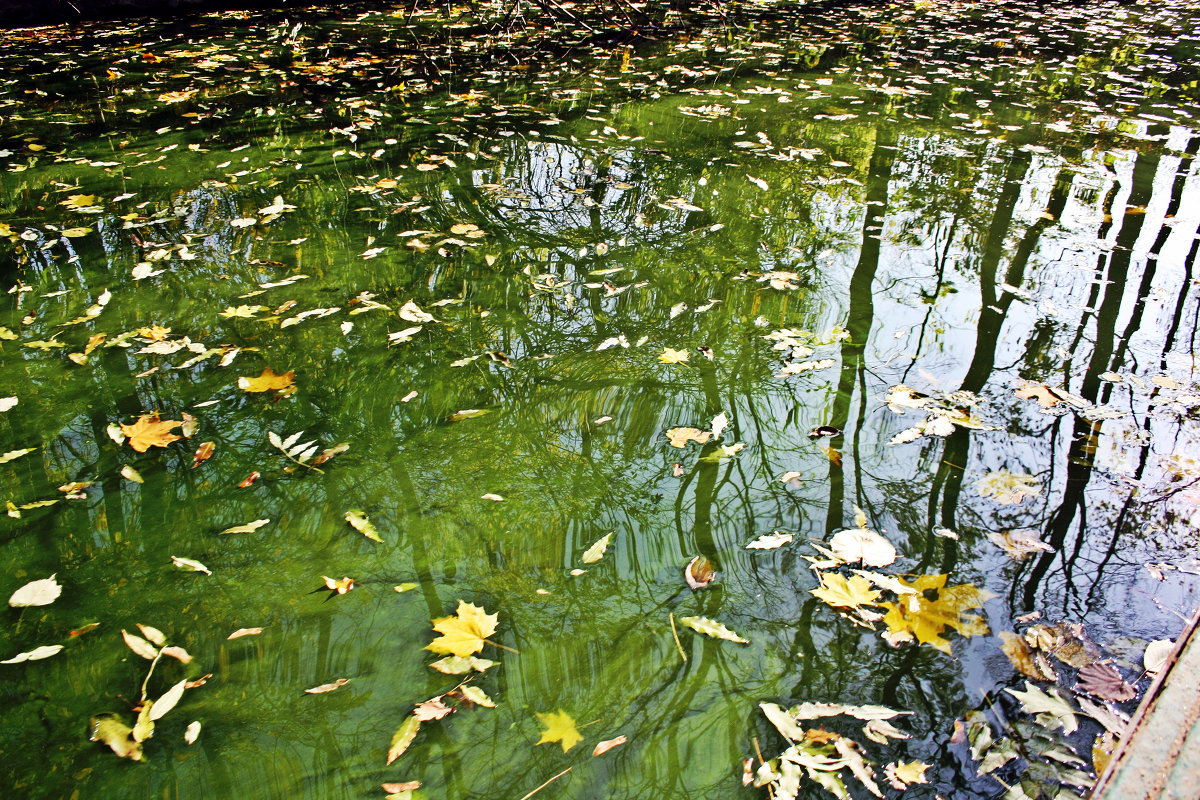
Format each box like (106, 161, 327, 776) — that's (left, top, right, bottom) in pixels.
(2, 1, 1200, 798)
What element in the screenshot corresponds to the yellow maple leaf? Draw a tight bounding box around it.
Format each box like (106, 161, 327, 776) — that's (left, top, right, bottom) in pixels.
(237, 367, 296, 395)
(535, 710, 582, 752)
(426, 600, 498, 657)
(60, 194, 99, 209)
(810, 573, 882, 609)
(879, 574, 989, 653)
(659, 348, 690, 363)
(885, 760, 930, 789)
(120, 413, 183, 453)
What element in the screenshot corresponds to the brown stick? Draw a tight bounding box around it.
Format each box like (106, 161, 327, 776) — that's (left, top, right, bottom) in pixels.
(517, 767, 572, 800)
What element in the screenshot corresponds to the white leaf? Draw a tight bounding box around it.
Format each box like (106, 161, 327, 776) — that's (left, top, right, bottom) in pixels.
(745, 532, 794, 550)
(398, 300, 436, 323)
(710, 411, 728, 440)
(0, 397, 17, 412)
(148, 680, 187, 721)
(184, 721, 201, 744)
(1, 644, 64, 664)
(829, 528, 897, 567)
(9, 575, 62, 607)
(171, 556, 211, 575)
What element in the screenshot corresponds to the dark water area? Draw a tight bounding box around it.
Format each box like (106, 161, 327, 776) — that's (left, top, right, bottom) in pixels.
(1, 2, 1199, 798)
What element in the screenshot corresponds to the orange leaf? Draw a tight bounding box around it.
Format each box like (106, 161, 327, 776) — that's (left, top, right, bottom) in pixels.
(120, 413, 183, 453)
(192, 441, 215, 468)
(237, 367, 296, 395)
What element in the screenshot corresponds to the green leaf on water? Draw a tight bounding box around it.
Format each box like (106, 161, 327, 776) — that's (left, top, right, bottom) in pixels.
(386, 715, 420, 765)
(345, 509, 382, 542)
(679, 615, 749, 644)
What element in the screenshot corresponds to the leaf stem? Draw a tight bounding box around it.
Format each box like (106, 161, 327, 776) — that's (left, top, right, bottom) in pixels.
(517, 767, 572, 800)
(486, 640, 520, 654)
(139, 648, 165, 704)
(669, 613, 688, 662)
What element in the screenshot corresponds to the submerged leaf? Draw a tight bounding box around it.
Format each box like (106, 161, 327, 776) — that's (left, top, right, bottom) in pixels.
(1006, 682, 1079, 734)
(665, 427, 711, 448)
(220, 518, 270, 535)
(1076, 663, 1138, 702)
(885, 761, 929, 789)
(976, 469, 1041, 505)
(429, 655, 497, 675)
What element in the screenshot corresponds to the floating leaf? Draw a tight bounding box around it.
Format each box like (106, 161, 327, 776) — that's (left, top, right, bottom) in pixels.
(1077, 663, 1138, 702)
(89, 714, 143, 761)
(345, 509, 382, 542)
(171, 555, 211, 575)
(148, 680, 187, 721)
(426, 600, 498, 657)
(1000, 631, 1058, 682)
(398, 300, 436, 323)
(678, 615, 749, 643)
(120, 465, 143, 483)
(227, 627, 263, 640)
(665, 427, 711, 448)
(746, 532, 794, 550)
(237, 367, 296, 395)
(659, 348, 690, 363)
(829, 528, 897, 567)
(790, 702, 910, 721)
(1015, 380, 1063, 408)
(593, 735, 626, 756)
(879, 574, 989, 653)
(810, 573, 882, 609)
(885, 761, 929, 789)
(9, 575, 62, 607)
(137, 624, 165, 646)
(323, 576, 355, 594)
(393, 582, 418, 593)
(1, 644, 64, 664)
(0, 447, 35, 465)
(306, 678, 351, 694)
(536, 709, 582, 752)
(220, 519, 270, 535)
(1006, 682, 1079, 734)
(582, 533, 612, 564)
(480, 493, 505, 502)
(460, 686, 495, 707)
(184, 721, 201, 744)
(684, 555, 714, 589)
(1144, 639, 1173, 677)
(386, 715, 421, 765)
(413, 696, 454, 720)
(121, 629, 159, 660)
(863, 718, 909, 744)
(192, 441, 215, 468)
(429, 655, 497, 674)
(120, 413, 182, 453)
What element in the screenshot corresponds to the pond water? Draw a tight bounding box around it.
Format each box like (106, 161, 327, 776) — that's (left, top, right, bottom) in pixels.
(2, 2, 1200, 798)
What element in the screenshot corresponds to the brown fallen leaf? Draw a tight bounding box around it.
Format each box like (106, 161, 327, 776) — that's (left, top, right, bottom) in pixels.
(120, 413, 183, 453)
(305, 678, 350, 694)
(593, 735, 626, 756)
(999, 631, 1058, 682)
(227, 627, 263, 640)
(69, 621, 101, 638)
(1077, 663, 1138, 702)
(192, 441, 215, 468)
(684, 555, 714, 590)
(1014, 379, 1062, 408)
(237, 471, 261, 487)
